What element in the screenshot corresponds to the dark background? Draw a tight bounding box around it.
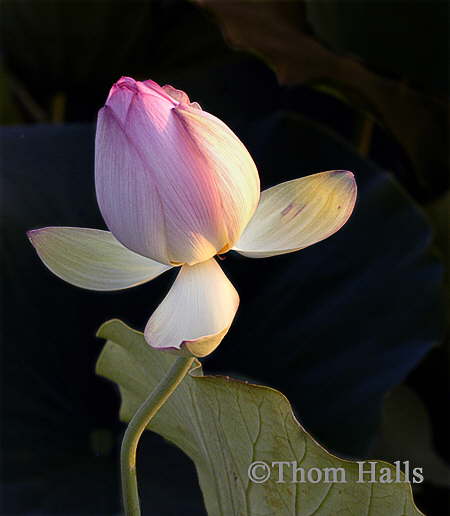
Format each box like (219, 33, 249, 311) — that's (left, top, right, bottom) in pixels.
(1, 1, 448, 515)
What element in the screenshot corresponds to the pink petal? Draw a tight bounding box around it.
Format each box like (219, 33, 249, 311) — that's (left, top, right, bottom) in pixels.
(95, 106, 171, 264)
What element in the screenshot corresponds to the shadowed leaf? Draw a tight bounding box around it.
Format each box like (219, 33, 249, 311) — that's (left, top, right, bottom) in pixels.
(195, 0, 449, 193)
(305, 0, 448, 96)
(373, 384, 450, 488)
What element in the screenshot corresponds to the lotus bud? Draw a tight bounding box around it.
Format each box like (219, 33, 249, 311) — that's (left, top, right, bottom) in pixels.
(95, 76, 260, 266)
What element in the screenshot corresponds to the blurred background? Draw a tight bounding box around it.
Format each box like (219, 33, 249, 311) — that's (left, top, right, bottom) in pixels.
(1, 1, 448, 514)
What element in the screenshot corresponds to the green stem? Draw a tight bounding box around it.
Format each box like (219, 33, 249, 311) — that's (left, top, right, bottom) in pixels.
(120, 356, 195, 516)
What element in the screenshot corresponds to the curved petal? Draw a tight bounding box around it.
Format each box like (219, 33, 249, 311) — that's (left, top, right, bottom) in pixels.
(170, 105, 260, 257)
(95, 106, 171, 264)
(233, 170, 357, 258)
(27, 227, 171, 291)
(144, 258, 239, 357)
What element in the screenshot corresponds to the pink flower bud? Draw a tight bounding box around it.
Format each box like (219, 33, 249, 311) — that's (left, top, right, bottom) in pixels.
(95, 76, 260, 266)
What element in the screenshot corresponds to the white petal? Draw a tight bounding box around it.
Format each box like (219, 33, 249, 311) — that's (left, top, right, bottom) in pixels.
(27, 227, 171, 291)
(144, 258, 239, 357)
(233, 170, 357, 258)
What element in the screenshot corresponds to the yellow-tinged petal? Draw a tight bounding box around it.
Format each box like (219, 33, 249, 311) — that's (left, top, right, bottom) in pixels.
(27, 227, 171, 291)
(144, 258, 239, 357)
(233, 170, 357, 258)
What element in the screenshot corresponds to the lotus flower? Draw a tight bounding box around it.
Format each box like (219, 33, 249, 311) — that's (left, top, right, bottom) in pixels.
(27, 77, 356, 358)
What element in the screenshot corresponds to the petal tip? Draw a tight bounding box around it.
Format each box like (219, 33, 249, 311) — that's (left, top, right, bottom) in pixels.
(115, 76, 138, 90)
(162, 84, 190, 104)
(331, 169, 355, 179)
(106, 77, 138, 104)
(26, 228, 42, 244)
(330, 170, 357, 196)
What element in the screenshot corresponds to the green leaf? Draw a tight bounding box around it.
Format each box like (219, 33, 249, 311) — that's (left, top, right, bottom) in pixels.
(96, 319, 423, 516)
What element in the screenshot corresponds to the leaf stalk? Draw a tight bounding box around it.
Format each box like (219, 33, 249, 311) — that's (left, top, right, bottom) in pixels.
(120, 355, 195, 516)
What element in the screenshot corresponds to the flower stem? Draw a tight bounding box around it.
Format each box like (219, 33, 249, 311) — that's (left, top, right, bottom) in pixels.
(120, 356, 195, 516)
